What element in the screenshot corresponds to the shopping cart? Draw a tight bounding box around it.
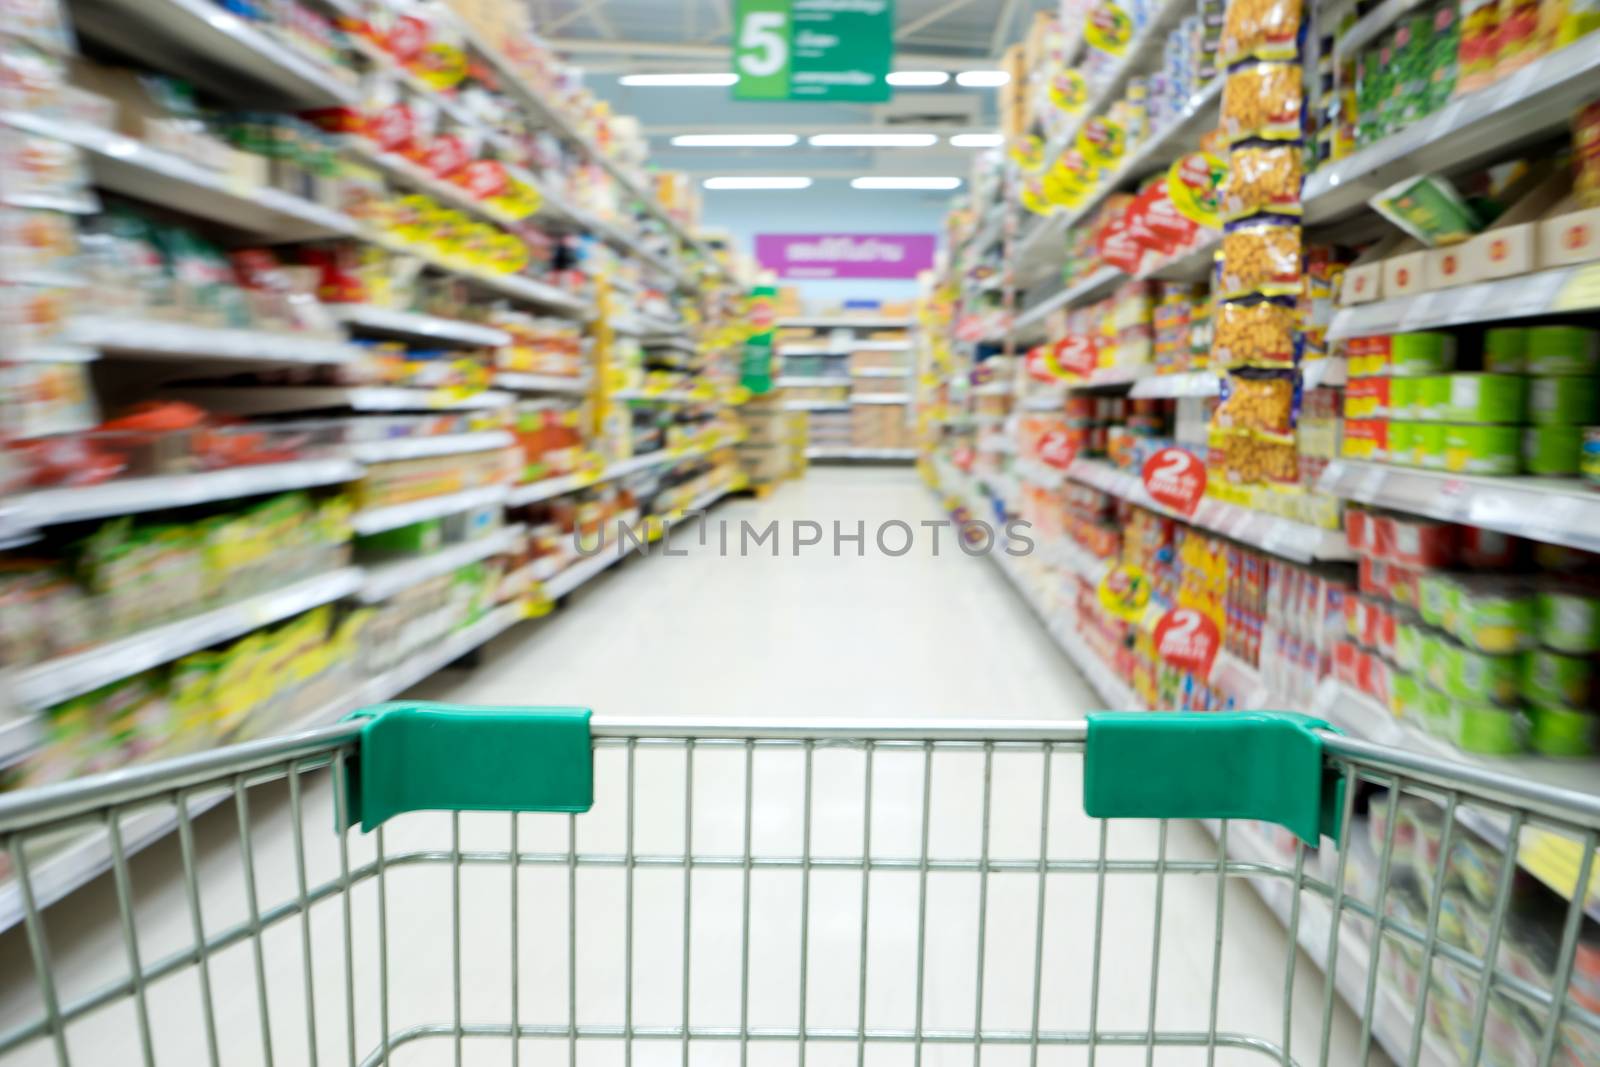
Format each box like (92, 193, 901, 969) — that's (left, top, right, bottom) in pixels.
(0, 705, 1595, 1066)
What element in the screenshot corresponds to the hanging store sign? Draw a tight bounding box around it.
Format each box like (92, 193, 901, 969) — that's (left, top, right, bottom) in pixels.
(755, 234, 936, 279)
(732, 0, 894, 102)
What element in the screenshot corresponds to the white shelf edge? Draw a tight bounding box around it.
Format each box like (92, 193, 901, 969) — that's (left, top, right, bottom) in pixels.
(805, 448, 916, 460)
(15, 458, 361, 528)
(494, 372, 592, 395)
(13, 567, 363, 712)
(357, 525, 526, 603)
(351, 485, 511, 536)
(331, 304, 512, 347)
(349, 431, 514, 464)
(66, 317, 359, 364)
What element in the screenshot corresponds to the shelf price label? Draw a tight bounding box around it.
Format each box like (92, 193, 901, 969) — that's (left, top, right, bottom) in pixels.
(1153, 608, 1221, 676)
(733, 0, 892, 102)
(1142, 447, 1206, 516)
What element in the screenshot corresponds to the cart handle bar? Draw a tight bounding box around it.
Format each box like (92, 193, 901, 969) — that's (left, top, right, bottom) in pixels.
(1, 709, 1596, 841)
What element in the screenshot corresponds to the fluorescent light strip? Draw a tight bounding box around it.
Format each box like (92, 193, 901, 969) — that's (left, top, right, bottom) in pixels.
(949, 133, 1003, 147)
(671, 134, 799, 147)
(955, 70, 1010, 87)
(809, 133, 938, 147)
(703, 176, 813, 190)
(620, 73, 738, 87)
(886, 71, 951, 86)
(852, 177, 962, 190)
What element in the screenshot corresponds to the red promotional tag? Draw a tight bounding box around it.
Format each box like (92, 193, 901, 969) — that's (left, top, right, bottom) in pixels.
(1038, 428, 1078, 469)
(425, 134, 471, 178)
(953, 445, 976, 472)
(1054, 334, 1097, 377)
(1142, 447, 1206, 515)
(1153, 608, 1221, 676)
(1025, 344, 1056, 383)
(455, 159, 509, 200)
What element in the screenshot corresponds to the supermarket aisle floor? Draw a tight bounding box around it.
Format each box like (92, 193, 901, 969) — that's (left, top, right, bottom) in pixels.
(0, 467, 1382, 1066)
(409, 465, 1100, 720)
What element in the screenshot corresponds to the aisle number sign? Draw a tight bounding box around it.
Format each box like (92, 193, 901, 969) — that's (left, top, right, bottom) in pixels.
(733, 0, 893, 102)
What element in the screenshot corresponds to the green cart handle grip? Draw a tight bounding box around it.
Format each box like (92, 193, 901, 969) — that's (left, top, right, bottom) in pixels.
(343, 702, 594, 832)
(1083, 712, 1345, 846)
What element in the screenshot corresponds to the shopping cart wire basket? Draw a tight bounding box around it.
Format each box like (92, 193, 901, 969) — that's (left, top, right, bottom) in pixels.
(0, 703, 1595, 1066)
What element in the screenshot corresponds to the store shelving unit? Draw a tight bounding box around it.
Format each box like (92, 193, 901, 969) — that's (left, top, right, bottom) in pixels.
(11, 567, 364, 714)
(358, 525, 526, 604)
(778, 317, 917, 462)
(1327, 264, 1600, 339)
(348, 431, 513, 463)
(805, 447, 917, 461)
(1318, 459, 1600, 553)
(1304, 35, 1600, 223)
(350, 485, 511, 536)
(330, 306, 512, 348)
(13, 458, 363, 527)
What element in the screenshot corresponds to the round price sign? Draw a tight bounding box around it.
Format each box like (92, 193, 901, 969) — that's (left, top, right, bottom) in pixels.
(1142, 447, 1206, 515)
(1167, 151, 1227, 229)
(1038, 429, 1078, 470)
(1153, 608, 1221, 676)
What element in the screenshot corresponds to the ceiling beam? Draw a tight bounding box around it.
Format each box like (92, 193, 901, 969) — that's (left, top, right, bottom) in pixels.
(990, 0, 1022, 54)
(895, 0, 985, 39)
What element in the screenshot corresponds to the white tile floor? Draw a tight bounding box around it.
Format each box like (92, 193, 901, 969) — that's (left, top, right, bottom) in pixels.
(0, 467, 1384, 1066)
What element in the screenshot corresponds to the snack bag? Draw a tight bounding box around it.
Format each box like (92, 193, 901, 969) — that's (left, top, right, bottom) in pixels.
(1215, 220, 1301, 298)
(1222, 63, 1304, 143)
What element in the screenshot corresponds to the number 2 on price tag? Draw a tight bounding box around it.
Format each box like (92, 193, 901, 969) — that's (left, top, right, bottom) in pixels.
(1142, 447, 1206, 515)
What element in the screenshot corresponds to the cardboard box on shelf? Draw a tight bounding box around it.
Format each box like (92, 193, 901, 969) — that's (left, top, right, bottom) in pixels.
(1469, 170, 1569, 279)
(1540, 195, 1600, 269)
(1380, 237, 1429, 299)
(1341, 233, 1409, 305)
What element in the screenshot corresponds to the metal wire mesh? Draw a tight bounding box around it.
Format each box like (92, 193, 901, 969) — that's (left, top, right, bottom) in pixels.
(0, 720, 1593, 1067)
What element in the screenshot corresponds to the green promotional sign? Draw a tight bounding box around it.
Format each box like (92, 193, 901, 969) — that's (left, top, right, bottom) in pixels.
(732, 0, 893, 102)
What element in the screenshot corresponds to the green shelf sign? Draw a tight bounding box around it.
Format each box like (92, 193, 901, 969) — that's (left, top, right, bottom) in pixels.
(733, 0, 894, 103)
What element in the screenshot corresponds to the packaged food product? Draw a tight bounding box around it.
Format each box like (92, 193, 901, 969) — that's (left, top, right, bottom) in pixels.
(1415, 375, 1452, 418)
(1584, 427, 1600, 484)
(1525, 648, 1600, 707)
(1442, 373, 1527, 423)
(1389, 376, 1419, 418)
(1452, 704, 1524, 754)
(1216, 221, 1301, 298)
(1444, 424, 1520, 474)
(1484, 327, 1528, 372)
(1389, 420, 1419, 464)
(1493, 0, 1542, 76)
(1526, 325, 1599, 375)
(1416, 423, 1449, 469)
(1577, 101, 1600, 208)
(1220, 0, 1302, 62)
(1221, 63, 1303, 143)
(1342, 418, 1389, 460)
(1216, 372, 1295, 432)
(1391, 332, 1457, 377)
(1344, 377, 1390, 418)
(1388, 515, 1458, 567)
(1460, 526, 1520, 570)
(1370, 175, 1485, 247)
(1222, 145, 1303, 219)
(1524, 424, 1584, 474)
(1392, 670, 1423, 718)
(1454, 577, 1535, 652)
(1422, 628, 1452, 690)
(1394, 612, 1425, 670)
(1528, 705, 1598, 756)
(1212, 299, 1298, 366)
(1419, 685, 1455, 737)
(1529, 376, 1600, 424)
(1439, 642, 1523, 705)
(1457, 0, 1502, 93)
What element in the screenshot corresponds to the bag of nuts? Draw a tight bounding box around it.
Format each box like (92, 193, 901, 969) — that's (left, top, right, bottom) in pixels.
(1221, 63, 1303, 143)
(1215, 371, 1297, 434)
(1221, 0, 1303, 63)
(1213, 298, 1299, 367)
(1215, 220, 1302, 298)
(1222, 145, 1304, 220)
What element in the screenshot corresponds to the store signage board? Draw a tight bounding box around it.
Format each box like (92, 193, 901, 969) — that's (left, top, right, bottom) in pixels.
(755, 234, 935, 279)
(732, 0, 893, 102)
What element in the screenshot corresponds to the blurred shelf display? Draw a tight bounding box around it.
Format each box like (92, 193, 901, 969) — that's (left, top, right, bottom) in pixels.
(358, 525, 526, 604)
(348, 431, 514, 464)
(172, 387, 515, 415)
(350, 485, 510, 536)
(494, 374, 593, 395)
(330, 306, 512, 348)
(64, 317, 360, 364)
(804, 448, 917, 460)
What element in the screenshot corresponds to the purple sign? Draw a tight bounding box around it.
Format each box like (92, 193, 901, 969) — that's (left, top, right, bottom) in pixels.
(755, 233, 937, 280)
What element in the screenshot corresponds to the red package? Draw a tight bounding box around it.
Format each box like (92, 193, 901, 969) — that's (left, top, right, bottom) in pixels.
(1459, 525, 1519, 570)
(1388, 516, 1457, 568)
(425, 134, 471, 178)
(1333, 639, 1360, 687)
(368, 101, 415, 154)
(1345, 508, 1371, 555)
(1369, 513, 1396, 562)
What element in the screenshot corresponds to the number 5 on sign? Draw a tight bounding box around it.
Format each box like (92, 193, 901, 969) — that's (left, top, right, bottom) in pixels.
(734, 0, 791, 99)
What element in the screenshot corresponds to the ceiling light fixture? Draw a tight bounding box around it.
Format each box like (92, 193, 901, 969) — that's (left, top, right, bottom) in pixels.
(949, 133, 1004, 147)
(808, 133, 938, 147)
(851, 177, 963, 190)
(670, 134, 799, 147)
(703, 176, 813, 190)
(619, 73, 739, 87)
(886, 71, 951, 86)
(955, 70, 1011, 87)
